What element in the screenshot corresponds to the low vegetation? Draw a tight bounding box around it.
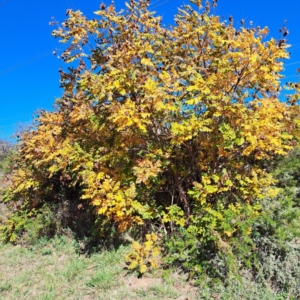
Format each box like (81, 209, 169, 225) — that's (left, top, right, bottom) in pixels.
(0, 235, 199, 300)
(1, 0, 300, 298)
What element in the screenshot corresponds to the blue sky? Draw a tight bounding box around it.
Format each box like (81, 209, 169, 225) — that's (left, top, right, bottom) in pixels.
(1, 0, 300, 141)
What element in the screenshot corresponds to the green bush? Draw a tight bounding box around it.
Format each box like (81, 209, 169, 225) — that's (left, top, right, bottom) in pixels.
(0, 204, 58, 245)
(162, 149, 300, 296)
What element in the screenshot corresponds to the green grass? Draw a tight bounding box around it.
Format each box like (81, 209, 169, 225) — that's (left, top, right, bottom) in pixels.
(0, 234, 298, 299)
(0, 236, 199, 300)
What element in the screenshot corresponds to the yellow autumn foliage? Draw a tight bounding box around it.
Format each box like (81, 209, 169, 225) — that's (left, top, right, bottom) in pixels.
(2, 0, 300, 249)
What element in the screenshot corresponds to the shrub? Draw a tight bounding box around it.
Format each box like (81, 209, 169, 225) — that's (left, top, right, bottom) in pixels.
(162, 149, 300, 295)
(1, 1, 300, 288)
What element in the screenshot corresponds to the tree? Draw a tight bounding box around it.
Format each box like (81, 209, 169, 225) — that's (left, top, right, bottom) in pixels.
(1, 0, 299, 264)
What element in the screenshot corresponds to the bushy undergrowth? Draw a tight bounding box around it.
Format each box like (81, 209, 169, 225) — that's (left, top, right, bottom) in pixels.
(4, 148, 297, 296)
(1, 149, 300, 296)
(161, 194, 300, 297)
(161, 149, 300, 296)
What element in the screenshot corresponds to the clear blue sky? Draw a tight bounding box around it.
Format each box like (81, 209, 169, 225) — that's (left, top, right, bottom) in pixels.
(1, 0, 300, 141)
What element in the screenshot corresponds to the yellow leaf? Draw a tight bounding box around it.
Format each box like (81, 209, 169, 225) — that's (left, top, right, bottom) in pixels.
(139, 264, 147, 274)
(224, 230, 232, 237)
(141, 57, 154, 67)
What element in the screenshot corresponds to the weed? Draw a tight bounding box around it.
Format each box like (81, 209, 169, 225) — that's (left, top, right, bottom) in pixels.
(63, 258, 88, 281)
(86, 268, 116, 290)
(0, 282, 11, 292)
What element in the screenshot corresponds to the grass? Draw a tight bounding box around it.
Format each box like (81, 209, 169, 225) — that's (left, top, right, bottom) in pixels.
(0, 207, 297, 299)
(1, 236, 293, 300)
(0, 236, 199, 300)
